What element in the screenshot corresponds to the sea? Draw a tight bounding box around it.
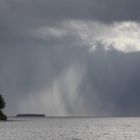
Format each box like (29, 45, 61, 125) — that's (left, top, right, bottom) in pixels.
(0, 117, 140, 140)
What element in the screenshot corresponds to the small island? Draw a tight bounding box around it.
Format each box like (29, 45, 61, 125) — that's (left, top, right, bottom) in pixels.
(16, 114, 46, 118)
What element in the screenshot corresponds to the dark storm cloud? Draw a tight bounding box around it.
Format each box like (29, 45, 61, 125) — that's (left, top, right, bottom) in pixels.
(2, 45, 140, 116)
(0, 46, 88, 115)
(1, 0, 140, 23)
(1, 0, 140, 116)
(0, 0, 140, 45)
(85, 47, 140, 116)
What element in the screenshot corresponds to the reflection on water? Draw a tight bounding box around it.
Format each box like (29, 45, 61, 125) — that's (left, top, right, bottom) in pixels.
(0, 117, 140, 140)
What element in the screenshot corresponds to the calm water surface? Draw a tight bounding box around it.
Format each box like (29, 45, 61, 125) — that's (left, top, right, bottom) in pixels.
(0, 117, 140, 140)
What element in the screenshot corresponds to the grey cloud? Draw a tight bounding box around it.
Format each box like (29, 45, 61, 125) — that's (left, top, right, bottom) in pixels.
(1, 0, 140, 23)
(1, 0, 140, 116)
(1, 45, 140, 116)
(0, 0, 139, 45)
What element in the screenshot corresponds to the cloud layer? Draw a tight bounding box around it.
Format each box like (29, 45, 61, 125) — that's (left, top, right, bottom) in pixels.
(2, 45, 140, 116)
(1, 0, 140, 22)
(1, 0, 140, 116)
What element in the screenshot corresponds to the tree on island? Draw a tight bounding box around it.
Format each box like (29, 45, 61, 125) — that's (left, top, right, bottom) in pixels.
(0, 95, 7, 120)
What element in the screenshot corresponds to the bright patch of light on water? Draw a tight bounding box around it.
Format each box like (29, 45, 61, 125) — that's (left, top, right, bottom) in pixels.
(0, 117, 140, 140)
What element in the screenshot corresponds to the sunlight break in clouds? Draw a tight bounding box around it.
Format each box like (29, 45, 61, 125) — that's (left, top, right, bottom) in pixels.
(34, 21, 140, 53)
(2, 0, 140, 117)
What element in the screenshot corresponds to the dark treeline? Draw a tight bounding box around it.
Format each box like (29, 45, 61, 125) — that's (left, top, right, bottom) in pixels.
(0, 95, 7, 120)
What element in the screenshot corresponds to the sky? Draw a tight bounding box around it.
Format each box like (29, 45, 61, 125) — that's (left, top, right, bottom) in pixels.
(1, 0, 140, 116)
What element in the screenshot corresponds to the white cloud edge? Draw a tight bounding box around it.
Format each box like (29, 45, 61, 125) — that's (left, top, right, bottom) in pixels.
(32, 20, 140, 53)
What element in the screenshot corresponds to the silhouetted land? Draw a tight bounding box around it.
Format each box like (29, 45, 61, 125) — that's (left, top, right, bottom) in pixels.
(0, 95, 7, 120)
(16, 114, 46, 117)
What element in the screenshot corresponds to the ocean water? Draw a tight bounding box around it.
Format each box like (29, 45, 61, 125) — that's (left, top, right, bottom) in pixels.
(0, 117, 140, 140)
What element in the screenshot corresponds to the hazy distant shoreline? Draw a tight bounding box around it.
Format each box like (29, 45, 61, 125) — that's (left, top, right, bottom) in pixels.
(16, 114, 46, 118)
(8, 115, 140, 118)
